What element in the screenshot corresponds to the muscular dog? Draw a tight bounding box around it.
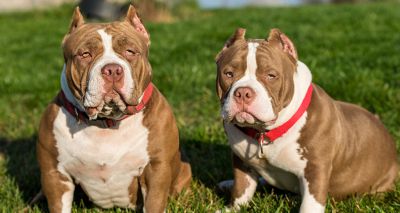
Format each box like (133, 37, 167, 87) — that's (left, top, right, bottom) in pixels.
(215, 28, 398, 212)
(37, 5, 191, 213)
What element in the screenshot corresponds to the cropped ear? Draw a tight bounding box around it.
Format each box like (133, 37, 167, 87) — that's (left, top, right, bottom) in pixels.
(125, 4, 150, 45)
(267, 28, 298, 62)
(215, 28, 246, 61)
(68, 7, 85, 34)
(62, 7, 85, 46)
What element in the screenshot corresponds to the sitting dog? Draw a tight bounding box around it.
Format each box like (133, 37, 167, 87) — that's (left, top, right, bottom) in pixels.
(37, 5, 191, 213)
(215, 28, 398, 212)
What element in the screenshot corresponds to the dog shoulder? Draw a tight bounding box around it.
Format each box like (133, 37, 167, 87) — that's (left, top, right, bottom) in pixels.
(38, 97, 62, 156)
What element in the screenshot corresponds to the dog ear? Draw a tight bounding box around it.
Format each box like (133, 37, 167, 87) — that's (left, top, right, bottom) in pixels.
(215, 28, 246, 61)
(125, 4, 150, 45)
(267, 28, 298, 62)
(68, 7, 85, 34)
(62, 7, 85, 46)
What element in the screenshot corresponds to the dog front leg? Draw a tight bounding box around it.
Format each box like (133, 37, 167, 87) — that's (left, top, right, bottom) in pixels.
(38, 142, 75, 213)
(299, 170, 329, 213)
(229, 153, 258, 209)
(42, 171, 75, 213)
(143, 160, 172, 213)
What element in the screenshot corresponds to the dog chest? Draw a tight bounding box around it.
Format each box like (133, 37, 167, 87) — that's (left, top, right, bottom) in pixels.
(225, 114, 308, 192)
(53, 108, 150, 208)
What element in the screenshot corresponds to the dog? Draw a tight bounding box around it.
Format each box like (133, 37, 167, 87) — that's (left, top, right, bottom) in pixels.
(215, 28, 398, 212)
(37, 5, 191, 213)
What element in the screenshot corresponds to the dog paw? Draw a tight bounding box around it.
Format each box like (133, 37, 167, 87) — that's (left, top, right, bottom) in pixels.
(215, 206, 233, 213)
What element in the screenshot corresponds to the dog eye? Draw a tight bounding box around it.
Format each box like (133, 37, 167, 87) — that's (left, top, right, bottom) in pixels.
(225, 71, 234, 78)
(124, 49, 139, 60)
(81, 52, 91, 58)
(125, 49, 136, 56)
(125, 49, 140, 57)
(77, 51, 92, 61)
(267, 73, 277, 80)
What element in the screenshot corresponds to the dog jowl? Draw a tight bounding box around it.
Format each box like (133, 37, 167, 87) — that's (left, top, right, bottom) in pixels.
(37, 5, 191, 213)
(215, 28, 398, 212)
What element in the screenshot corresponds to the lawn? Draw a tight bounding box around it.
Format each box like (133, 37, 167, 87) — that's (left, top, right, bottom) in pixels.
(0, 2, 400, 212)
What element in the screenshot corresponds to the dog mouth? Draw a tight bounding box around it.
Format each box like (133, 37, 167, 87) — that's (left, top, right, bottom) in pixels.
(228, 111, 276, 130)
(85, 90, 136, 120)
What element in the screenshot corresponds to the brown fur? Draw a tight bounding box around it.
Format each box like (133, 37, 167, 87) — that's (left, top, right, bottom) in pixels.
(301, 85, 398, 203)
(62, 17, 151, 105)
(231, 154, 256, 202)
(216, 29, 296, 120)
(140, 87, 192, 212)
(37, 98, 70, 213)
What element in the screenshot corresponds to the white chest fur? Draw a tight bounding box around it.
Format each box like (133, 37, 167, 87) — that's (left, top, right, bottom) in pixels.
(225, 113, 308, 193)
(53, 108, 150, 208)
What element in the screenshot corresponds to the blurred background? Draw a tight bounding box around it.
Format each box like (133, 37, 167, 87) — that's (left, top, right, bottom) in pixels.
(0, 0, 397, 16)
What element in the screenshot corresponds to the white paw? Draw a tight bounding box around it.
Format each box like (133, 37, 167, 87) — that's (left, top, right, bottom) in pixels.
(215, 206, 233, 213)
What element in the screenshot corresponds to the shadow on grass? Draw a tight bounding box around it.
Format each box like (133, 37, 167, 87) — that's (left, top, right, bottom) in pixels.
(181, 139, 232, 187)
(0, 136, 95, 212)
(0, 135, 46, 209)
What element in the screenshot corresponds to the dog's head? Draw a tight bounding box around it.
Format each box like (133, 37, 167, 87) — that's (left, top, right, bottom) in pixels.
(62, 5, 151, 120)
(216, 28, 298, 130)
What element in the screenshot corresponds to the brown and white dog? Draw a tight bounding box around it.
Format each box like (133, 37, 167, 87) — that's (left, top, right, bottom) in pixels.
(215, 28, 398, 212)
(37, 6, 191, 213)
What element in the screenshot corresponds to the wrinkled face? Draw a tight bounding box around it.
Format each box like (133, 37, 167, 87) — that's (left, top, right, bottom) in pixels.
(216, 32, 297, 130)
(62, 7, 151, 120)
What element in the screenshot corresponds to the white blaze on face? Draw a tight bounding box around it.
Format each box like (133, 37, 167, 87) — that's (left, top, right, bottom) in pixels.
(222, 42, 276, 125)
(83, 29, 134, 110)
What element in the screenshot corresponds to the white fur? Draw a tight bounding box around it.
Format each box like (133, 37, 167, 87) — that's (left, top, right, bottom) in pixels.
(84, 29, 134, 109)
(225, 120, 302, 192)
(60, 181, 74, 213)
(233, 173, 258, 208)
(225, 61, 314, 206)
(222, 42, 276, 124)
(53, 108, 149, 209)
(261, 112, 308, 176)
(299, 177, 325, 213)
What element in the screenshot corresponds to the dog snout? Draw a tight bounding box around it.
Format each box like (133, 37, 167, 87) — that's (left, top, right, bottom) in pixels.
(101, 63, 124, 82)
(234, 87, 255, 105)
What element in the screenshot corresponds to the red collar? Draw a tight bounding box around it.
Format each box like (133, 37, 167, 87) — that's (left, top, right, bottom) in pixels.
(58, 83, 154, 128)
(237, 84, 313, 146)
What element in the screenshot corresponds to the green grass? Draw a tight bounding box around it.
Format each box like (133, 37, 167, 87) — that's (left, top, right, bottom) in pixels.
(1, 2, 400, 212)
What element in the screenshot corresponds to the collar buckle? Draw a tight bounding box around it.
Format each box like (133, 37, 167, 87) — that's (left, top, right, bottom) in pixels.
(257, 132, 271, 146)
(256, 132, 271, 155)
